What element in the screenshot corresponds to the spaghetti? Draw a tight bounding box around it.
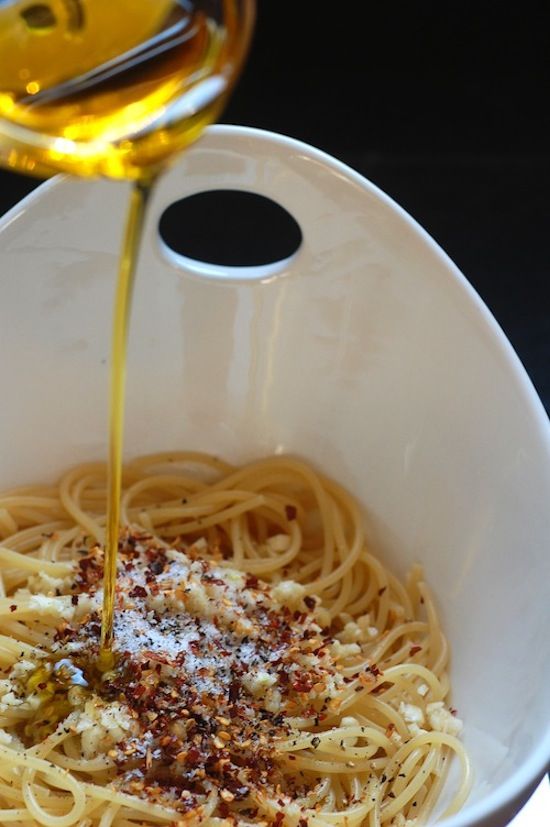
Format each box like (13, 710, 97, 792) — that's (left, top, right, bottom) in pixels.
(0, 452, 471, 826)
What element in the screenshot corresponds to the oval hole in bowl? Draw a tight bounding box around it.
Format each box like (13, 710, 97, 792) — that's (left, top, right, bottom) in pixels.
(158, 190, 302, 282)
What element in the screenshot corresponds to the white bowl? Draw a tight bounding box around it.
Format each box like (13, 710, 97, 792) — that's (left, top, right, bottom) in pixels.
(0, 125, 548, 826)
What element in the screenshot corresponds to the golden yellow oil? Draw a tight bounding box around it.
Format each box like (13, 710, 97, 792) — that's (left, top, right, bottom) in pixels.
(0, 0, 250, 179)
(20, 653, 126, 741)
(22, 657, 89, 742)
(99, 179, 152, 665)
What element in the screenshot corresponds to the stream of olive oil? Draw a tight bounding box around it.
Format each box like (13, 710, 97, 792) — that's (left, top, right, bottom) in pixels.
(98, 179, 153, 669)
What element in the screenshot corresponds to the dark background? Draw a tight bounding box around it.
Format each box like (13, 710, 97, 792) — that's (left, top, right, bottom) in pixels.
(1, 1, 548, 411)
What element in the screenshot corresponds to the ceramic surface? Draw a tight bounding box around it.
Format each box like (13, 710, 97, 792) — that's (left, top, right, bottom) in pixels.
(0, 126, 548, 826)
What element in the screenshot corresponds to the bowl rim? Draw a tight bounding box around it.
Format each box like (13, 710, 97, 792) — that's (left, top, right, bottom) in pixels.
(0, 123, 548, 826)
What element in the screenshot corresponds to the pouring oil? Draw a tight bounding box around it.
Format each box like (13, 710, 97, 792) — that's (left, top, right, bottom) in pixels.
(0, 0, 254, 664)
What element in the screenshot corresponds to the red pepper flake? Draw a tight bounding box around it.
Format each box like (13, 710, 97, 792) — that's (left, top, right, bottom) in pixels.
(185, 746, 202, 766)
(39, 528, 361, 814)
(298, 820, 309, 827)
(245, 574, 259, 590)
(202, 575, 226, 586)
(9, 605, 16, 612)
(71, 594, 79, 606)
(284, 504, 297, 521)
(450, 707, 458, 716)
(131, 684, 146, 699)
(128, 585, 147, 598)
(409, 645, 422, 656)
(291, 675, 314, 693)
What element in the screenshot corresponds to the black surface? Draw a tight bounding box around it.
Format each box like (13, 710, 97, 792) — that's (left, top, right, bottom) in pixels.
(159, 190, 302, 266)
(1, 2, 548, 411)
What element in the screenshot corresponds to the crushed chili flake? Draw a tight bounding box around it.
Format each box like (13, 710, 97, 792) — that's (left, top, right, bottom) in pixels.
(0, 510, 458, 823)
(128, 585, 148, 598)
(14, 530, 351, 820)
(284, 505, 297, 521)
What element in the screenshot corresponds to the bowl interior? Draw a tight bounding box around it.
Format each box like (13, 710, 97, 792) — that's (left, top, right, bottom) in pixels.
(0, 126, 549, 826)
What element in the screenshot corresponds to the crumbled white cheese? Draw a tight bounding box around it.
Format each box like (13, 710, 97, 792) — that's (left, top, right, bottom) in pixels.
(318, 674, 340, 700)
(27, 571, 72, 596)
(271, 580, 306, 608)
(399, 702, 425, 726)
(337, 621, 362, 643)
(148, 578, 211, 618)
(0, 729, 12, 746)
(166, 549, 192, 565)
(353, 615, 379, 639)
(9, 660, 37, 680)
(75, 700, 136, 759)
(0, 728, 24, 750)
(427, 701, 463, 736)
(266, 534, 291, 552)
(180, 579, 210, 616)
(222, 569, 246, 586)
(68, 593, 99, 620)
(233, 616, 255, 636)
(263, 688, 283, 714)
(356, 613, 372, 630)
(242, 670, 277, 698)
(417, 683, 429, 697)
(28, 595, 74, 620)
(0, 692, 24, 707)
(329, 641, 361, 660)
